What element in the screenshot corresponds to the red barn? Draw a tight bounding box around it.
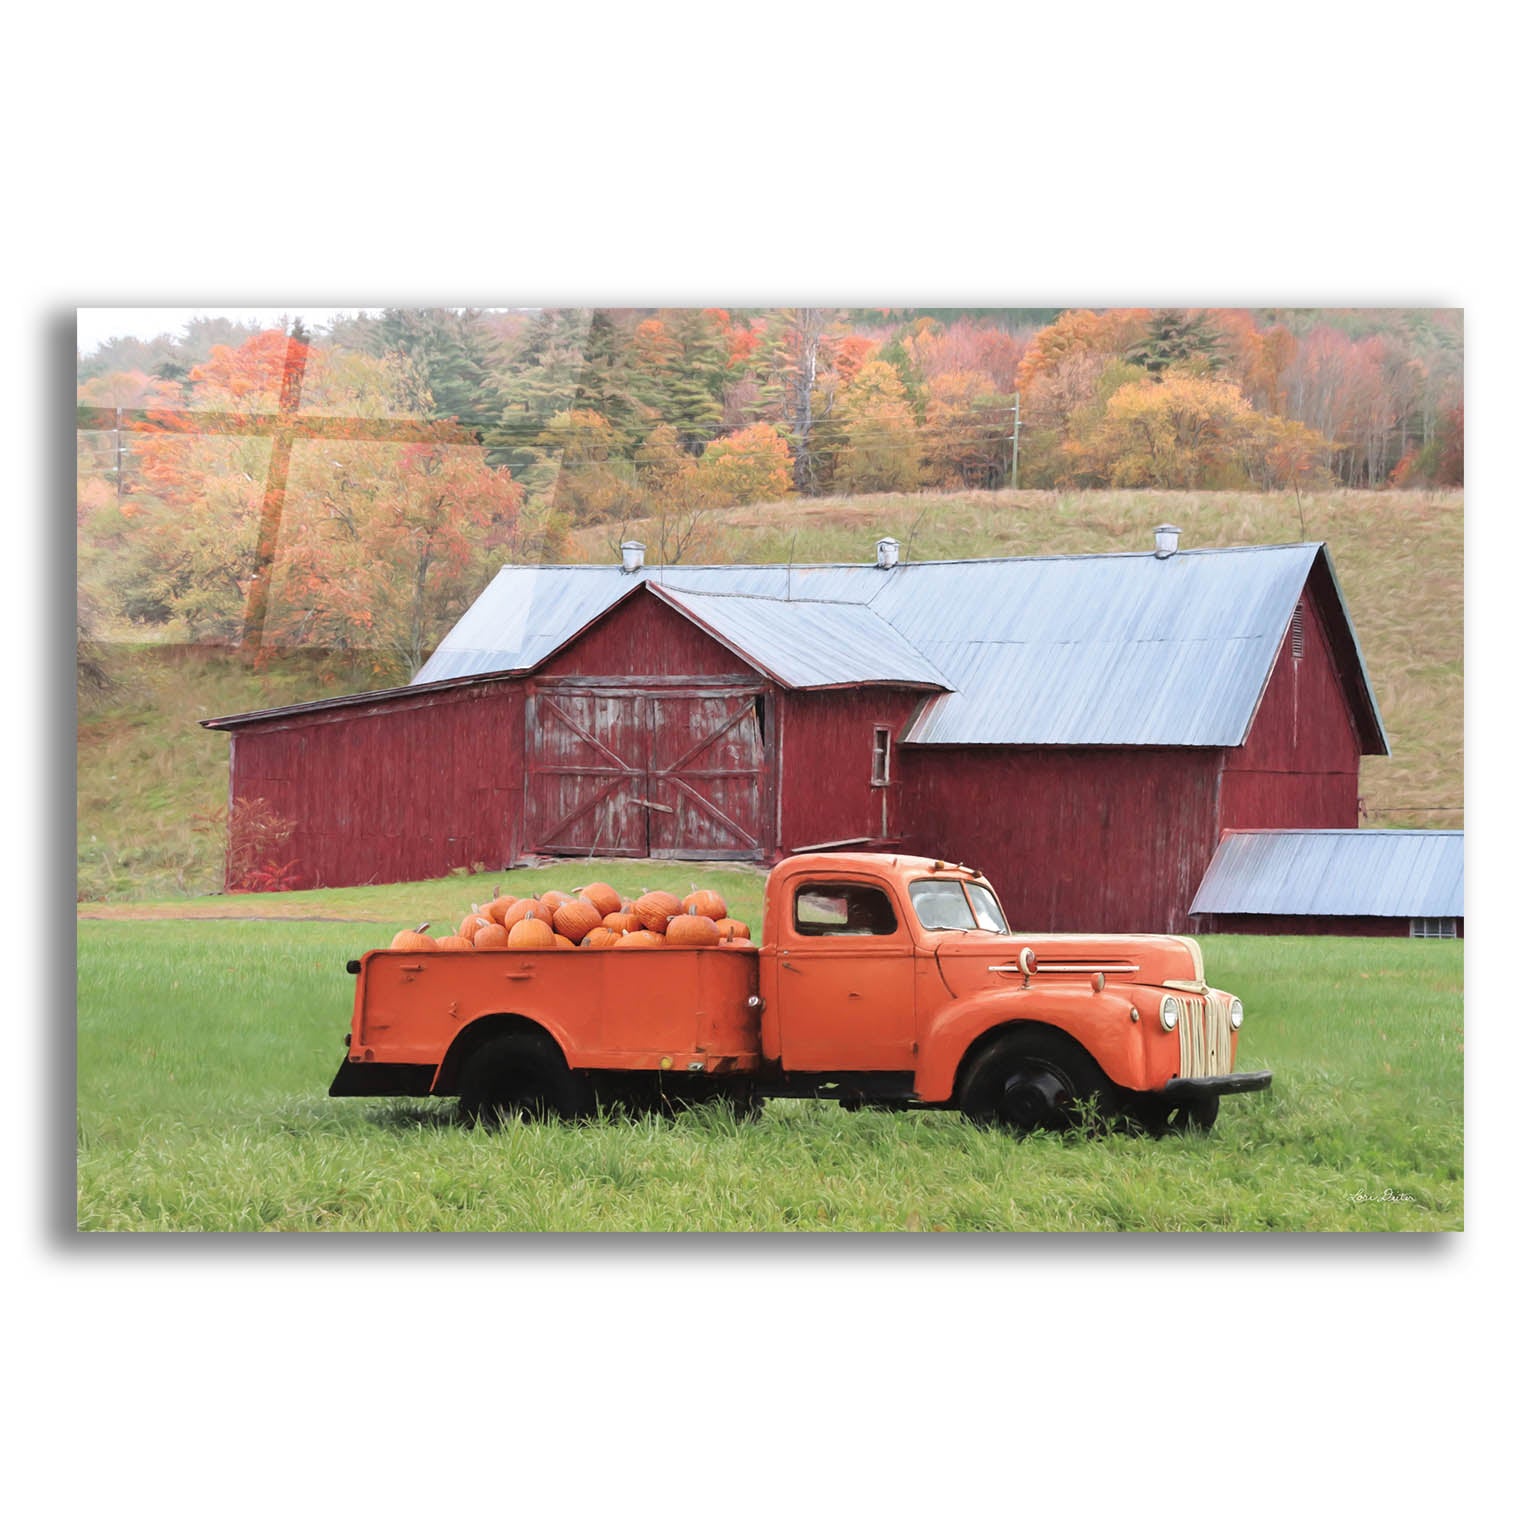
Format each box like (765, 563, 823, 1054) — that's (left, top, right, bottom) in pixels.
(203, 530, 1390, 933)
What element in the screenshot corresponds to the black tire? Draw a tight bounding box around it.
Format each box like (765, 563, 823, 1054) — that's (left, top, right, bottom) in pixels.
(956, 1027, 1113, 1135)
(458, 1033, 593, 1126)
(1125, 1091, 1220, 1137)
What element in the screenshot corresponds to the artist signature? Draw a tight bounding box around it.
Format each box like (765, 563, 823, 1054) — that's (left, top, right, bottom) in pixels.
(1351, 1188, 1417, 1204)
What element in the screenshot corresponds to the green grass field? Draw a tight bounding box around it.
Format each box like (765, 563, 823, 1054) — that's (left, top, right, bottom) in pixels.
(75, 865, 1463, 1233)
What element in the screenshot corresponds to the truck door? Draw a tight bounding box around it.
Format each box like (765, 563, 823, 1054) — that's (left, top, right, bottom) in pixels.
(772, 877, 917, 1072)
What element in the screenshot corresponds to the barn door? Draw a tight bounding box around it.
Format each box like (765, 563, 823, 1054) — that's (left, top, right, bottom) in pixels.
(648, 692, 768, 860)
(526, 687, 769, 860)
(526, 690, 650, 856)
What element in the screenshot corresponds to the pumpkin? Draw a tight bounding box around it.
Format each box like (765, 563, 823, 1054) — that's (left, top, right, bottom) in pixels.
(472, 922, 510, 949)
(504, 897, 553, 929)
(506, 917, 556, 949)
(390, 924, 437, 951)
(438, 934, 475, 951)
(577, 881, 622, 917)
(458, 913, 489, 941)
(580, 926, 619, 948)
(633, 890, 683, 934)
(683, 889, 728, 922)
(616, 928, 664, 949)
(603, 907, 644, 934)
(487, 894, 517, 925)
(553, 898, 603, 942)
(539, 889, 576, 912)
(716, 917, 751, 942)
(666, 912, 720, 947)
(551, 934, 577, 949)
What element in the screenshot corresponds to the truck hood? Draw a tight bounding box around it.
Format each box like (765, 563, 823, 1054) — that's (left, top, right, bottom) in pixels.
(931, 930, 1205, 1000)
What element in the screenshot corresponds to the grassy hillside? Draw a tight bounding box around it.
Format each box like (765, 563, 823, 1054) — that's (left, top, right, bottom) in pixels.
(76, 489, 1462, 901)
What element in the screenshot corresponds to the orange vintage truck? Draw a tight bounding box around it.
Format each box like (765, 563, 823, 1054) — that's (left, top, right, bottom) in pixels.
(330, 852, 1271, 1134)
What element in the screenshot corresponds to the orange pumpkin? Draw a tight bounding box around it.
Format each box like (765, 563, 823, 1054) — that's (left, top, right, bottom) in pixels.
(506, 917, 555, 949)
(504, 897, 553, 928)
(580, 926, 619, 948)
(551, 934, 577, 949)
(553, 898, 603, 942)
(683, 889, 728, 922)
(390, 923, 436, 951)
(616, 928, 664, 948)
(633, 890, 683, 933)
(666, 912, 720, 947)
(716, 917, 751, 942)
(487, 894, 517, 925)
(472, 922, 510, 949)
(603, 907, 643, 934)
(577, 881, 623, 917)
(539, 889, 576, 912)
(438, 934, 475, 951)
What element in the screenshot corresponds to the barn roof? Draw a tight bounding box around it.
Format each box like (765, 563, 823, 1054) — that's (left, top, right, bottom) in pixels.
(1188, 829, 1464, 918)
(411, 541, 1387, 751)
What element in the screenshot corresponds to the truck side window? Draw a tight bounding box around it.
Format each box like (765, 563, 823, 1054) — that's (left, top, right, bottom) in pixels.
(794, 883, 897, 937)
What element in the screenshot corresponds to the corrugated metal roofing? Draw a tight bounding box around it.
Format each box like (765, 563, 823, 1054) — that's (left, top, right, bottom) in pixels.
(652, 586, 952, 690)
(406, 542, 1384, 749)
(1188, 830, 1464, 917)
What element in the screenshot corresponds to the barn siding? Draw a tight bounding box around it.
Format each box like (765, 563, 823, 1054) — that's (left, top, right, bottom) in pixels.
(539, 588, 751, 681)
(1218, 576, 1364, 830)
(898, 747, 1224, 934)
(775, 688, 927, 856)
(230, 682, 525, 889)
(1197, 915, 1462, 938)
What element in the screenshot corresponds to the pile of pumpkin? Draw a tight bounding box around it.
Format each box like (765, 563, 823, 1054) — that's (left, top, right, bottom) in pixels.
(387, 880, 753, 953)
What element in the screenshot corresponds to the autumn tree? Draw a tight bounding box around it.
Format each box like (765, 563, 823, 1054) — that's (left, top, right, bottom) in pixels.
(921, 370, 1013, 487)
(1076, 373, 1264, 489)
(831, 359, 923, 493)
(692, 423, 795, 506)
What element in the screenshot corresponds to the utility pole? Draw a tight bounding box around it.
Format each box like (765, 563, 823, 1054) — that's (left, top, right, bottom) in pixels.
(1011, 392, 1020, 490)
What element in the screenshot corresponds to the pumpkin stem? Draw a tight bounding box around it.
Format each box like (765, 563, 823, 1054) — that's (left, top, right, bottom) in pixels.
(414, 921, 432, 934)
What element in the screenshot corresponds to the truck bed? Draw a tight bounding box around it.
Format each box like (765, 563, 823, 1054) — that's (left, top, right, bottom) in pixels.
(346, 941, 764, 1080)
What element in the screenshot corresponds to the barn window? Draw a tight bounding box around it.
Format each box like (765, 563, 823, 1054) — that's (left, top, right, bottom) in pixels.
(871, 726, 893, 786)
(754, 693, 769, 749)
(1410, 917, 1458, 939)
(1291, 605, 1305, 659)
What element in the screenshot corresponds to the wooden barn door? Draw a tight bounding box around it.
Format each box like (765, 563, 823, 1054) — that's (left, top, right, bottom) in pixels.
(525, 686, 769, 860)
(526, 690, 650, 856)
(648, 692, 768, 861)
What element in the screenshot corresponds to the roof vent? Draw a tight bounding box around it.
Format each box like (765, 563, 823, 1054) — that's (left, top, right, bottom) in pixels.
(1153, 524, 1181, 560)
(876, 537, 900, 570)
(620, 540, 645, 573)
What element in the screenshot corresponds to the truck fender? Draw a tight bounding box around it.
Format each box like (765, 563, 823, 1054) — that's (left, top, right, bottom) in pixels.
(914, 988, 1151, 1105)
(430, 1011, 579, 1097)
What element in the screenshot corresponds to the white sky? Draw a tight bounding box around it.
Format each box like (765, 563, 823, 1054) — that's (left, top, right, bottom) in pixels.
(76, 306, 378, 354)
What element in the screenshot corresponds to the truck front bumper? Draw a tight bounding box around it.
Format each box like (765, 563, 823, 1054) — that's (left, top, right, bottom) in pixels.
(1160, 1071, 1273, 1100)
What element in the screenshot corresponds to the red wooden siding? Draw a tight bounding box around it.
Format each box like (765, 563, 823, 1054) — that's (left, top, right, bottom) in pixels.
(230, 681, 525, 889)
(539, 587, 749, 680)
(1218, 579, 1364, 830)
(774, 688, 926, 856)
(1198, 915, 1461, 938)
(898, 747, 1224, 934)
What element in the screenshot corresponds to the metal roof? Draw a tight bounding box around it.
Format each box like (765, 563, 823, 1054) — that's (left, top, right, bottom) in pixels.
(400, 541, 1384, 749)
(1188, 830, 1464, 918)
(651, 586, 952, 691)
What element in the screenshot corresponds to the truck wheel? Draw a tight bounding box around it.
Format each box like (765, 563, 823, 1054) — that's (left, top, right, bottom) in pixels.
(1125, 1092, 1220, 1137)
(957, 1029, 1111, 1136)
(458, 1034, 593, 1126)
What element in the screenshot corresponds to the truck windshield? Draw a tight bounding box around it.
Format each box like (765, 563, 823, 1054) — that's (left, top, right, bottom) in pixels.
(909, 880, 1009, 933)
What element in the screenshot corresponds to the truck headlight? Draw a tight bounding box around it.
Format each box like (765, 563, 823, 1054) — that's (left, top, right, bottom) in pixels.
(1229, 997, 1244, 1031)
(1159, 996, 1181, 1032)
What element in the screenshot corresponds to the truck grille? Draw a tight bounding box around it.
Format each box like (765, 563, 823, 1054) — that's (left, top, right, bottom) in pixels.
(1177, 992, 1234, 1078)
